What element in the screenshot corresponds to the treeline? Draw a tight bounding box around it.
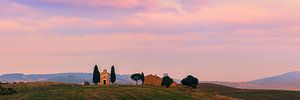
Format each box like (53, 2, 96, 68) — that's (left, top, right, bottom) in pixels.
(130, 73, 199, 88)
(91, 64, 199, 88)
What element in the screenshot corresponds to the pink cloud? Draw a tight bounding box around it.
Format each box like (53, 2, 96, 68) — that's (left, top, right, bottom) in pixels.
(0, 0, 38, 16)
(180, 0, 209, 10)
(135, 4, 277, 26)
(124, 18, 145, 26)
(41, 0, 157, 9)
(37, 16, 113, 29)
(1, 32, 300, 81)
(2, 0, 300, 81)
(0, 19, 36, 34)
(0, 16, 113, 35)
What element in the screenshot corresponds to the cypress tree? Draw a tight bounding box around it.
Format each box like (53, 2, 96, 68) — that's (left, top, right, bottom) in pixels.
(110, 65, 116, 84)
(141, 72, 145, 85)
(93, 65, 100, 85)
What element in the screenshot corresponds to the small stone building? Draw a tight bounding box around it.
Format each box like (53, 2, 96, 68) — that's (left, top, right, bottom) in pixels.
(100, 69, 110, 86)
(170, 82, 177, 87)
(144, 74, 162, 86)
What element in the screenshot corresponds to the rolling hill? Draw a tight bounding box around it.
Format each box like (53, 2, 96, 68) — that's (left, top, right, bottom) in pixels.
(1, 82, 300, 100)
(207, 71, 300, 90)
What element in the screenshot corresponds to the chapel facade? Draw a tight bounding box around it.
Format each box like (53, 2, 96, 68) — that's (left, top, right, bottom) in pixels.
(100, 69, 110, 86)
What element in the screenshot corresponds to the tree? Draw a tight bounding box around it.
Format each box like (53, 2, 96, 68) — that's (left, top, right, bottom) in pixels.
(141, 72, 145, 85)
(181, 75, 199, 88)
(0, 81, 2, 89)
(131, 73, 142, 85)
(161, 76, 174, 88)
(110, 65, 116, 85)
(93, 65, 100, 85)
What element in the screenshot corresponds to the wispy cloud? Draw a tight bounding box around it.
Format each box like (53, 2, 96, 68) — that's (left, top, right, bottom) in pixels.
(0, 0, 300, 81)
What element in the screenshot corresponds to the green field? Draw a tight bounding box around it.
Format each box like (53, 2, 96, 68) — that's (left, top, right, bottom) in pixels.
(1, 82, 300, 100)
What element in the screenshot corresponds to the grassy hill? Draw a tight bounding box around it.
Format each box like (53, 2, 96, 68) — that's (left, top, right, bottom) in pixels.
(0, 82, 233, 100)
(1, 82, 300, 100)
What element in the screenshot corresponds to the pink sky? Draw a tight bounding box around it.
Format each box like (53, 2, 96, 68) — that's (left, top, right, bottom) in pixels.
(1, 0, 300, 82)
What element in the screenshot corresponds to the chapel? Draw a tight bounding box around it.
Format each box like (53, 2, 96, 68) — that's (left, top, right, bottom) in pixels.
(100, 69, 110, 85)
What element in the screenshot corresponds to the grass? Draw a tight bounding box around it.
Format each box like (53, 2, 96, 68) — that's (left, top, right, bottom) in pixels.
(1, 82, 300, 100)
(0, 82, 234, 100)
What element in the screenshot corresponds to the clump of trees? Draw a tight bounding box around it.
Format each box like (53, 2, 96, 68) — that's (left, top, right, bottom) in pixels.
(93, 65, 100, 85)
(0, 82, 17, 95)
(130, 72, 144, 85)
(161, 76, 174, 88)
(110, 65, 116, 85)
(181, 75, 199, 88)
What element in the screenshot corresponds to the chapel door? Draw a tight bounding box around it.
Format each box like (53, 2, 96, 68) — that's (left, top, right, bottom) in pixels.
(104, 80, 106, 85)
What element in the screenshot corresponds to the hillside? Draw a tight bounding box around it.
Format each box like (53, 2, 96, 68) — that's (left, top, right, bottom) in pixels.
(1, 82, 300, 100)
(198, 83, 300, 100)
(206, 71, 300, 90)
(0, 82, 234, 100)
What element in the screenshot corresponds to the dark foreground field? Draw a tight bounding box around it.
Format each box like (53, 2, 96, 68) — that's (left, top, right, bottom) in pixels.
(198, 83, 300, 100)
(1, 82, 300, 100)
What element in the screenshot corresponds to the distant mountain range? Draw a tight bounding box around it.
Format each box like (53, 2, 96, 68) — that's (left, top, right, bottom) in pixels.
(206, 71, 300, 90)
(0, 73, 135, 85)
(1, 71, 300, 90)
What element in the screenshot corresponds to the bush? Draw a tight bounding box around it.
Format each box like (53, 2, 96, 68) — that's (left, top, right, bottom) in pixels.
(161, 76, 174, 88)
(0, 88, 17, 95)
(181, 75, 199, 88)
(84, 81, 91, 85)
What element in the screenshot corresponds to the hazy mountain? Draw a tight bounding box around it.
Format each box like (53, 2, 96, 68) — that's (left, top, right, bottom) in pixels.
(206, 71, 300, 90)
(247, 71, 300, 90)
(0, 73, 135, 84)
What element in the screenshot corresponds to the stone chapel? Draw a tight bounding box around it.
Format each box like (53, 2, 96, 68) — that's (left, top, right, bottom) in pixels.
(100, 69, 110, 86)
